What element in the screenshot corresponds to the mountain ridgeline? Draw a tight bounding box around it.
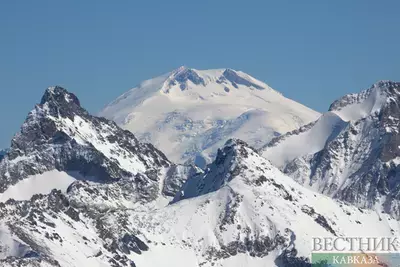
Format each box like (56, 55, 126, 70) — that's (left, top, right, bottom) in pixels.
(0, 76, 399, 267)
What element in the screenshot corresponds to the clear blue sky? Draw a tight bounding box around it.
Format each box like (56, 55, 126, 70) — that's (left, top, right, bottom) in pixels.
(1, 0, 400, 148)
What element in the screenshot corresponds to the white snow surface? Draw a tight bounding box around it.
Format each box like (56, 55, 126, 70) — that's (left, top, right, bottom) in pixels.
(99, 67, 319, 166)
(0, 170, 78, 202)
(0, 225, 31, 260)
(330, 82, 388, 121)
(262, 112, 346, 168)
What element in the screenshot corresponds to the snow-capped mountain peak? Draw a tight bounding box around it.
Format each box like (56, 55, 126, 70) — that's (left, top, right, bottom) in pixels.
(328, 80, 399, 122)
(161, 66, 206, 92)
(160, 66, 272, 94)
(41, 86, 81, 106)
(0, 86, 195, 204)
(100, 67, 320, 167)
(261, 80, 400, 218)
(173, 138, 258, 202)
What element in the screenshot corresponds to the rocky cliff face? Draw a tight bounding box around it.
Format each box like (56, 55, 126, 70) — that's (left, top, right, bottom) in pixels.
(262, 81, 400, 218)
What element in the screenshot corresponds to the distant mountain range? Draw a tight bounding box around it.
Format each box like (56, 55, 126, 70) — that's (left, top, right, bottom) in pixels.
(0, 69, 399, 267)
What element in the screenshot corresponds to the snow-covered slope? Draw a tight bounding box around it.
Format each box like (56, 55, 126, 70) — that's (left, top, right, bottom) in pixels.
(0, 139, 398, 267)
(261, 81, 400, 218)
(261, 112, 347, 168)
(100, 67, 319, 167)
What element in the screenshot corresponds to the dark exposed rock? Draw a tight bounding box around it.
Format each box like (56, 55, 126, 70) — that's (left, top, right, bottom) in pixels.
(0, 257, 61, 267)
(119, 234, 149, 255)
(162, 164, 202, 197)
(275, 251, 310, 267)
(301, 205, 336, 236)
(219, 192, 243, 231)
(64, 207, 80, 221)
(222, 69, 264, 90)
(204, 233, 287, 263)
(254, 175, 268, 186)
(168, 67, 206, 89)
